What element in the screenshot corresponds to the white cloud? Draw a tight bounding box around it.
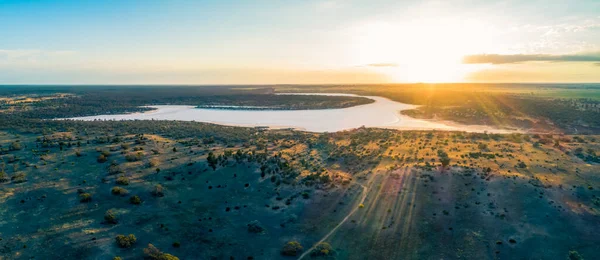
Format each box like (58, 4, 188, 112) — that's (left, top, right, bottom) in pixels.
(315, 0, 343, 11)
(0, 49, 77, 66)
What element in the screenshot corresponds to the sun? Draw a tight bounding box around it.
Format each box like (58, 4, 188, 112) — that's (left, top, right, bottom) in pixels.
(350, 19, 493, 82)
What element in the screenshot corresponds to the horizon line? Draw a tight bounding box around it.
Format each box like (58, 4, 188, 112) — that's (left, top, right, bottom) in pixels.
(1, 82, 600, 86)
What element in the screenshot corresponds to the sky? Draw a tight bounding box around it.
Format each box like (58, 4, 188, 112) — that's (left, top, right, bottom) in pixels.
(0, 0, 599, 84)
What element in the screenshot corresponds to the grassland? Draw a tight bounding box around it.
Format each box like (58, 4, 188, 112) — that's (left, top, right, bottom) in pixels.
(0, 125, 599, 259)
(0, 85, 599, 259)
(273, 84, 600, 133)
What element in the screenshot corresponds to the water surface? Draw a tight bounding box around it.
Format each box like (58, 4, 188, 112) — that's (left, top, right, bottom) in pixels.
(68, 93, 516, 133)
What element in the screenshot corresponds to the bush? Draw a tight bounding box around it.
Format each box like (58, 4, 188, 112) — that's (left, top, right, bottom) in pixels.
(130, 195, 142, 205)
(148, 158, 160, 168)
(113, 257, 122, 260)
(281, 241, 303, 256)
(116, 176, 130, 185)
(97, 154, 108, 163)
(151, 184, 164, 197)
(79, 193, 92, 203)
(0, 171, 8, 183)
(568, 251, 584, 260)
(144, 244, 180, 260)
(108, 164, 123, 175)
(125, 152, 143, 162)
(302, 192, 310, 199)
(11, 172, 27, 183)
(104, 210, 118, 224)
(247, 220, 265, 233)
(115, 234, 137, 248)
(111, 186, 129, 196)
(311, 242, 333, 257)
(9, 141, 21, 151)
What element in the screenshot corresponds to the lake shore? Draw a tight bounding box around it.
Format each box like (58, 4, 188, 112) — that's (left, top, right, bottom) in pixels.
(66, 93, 519, 133)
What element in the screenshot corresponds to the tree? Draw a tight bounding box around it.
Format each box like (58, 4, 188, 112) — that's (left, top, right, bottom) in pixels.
(568, 251, 584, 260)
(9, 141, 21, 151)
(478, 143, 488, 150)
(281, 241, 303, 256)
(79, 193, 92, 203)
(311, 242, 333, 257)
(437, 149, 450, 172)
(144, 244, 179, 260)
(151, 184, 164, 197)
(0, 171, 8, 183)
(207, 152, 218, 170)
(115, 234, 137, 248)
(554, 139, 561, 148)
(440, 156, 451, 172)
(130, 195, 142, 205)
(104, 210, 118, 224)
(97, 154, 108, 163)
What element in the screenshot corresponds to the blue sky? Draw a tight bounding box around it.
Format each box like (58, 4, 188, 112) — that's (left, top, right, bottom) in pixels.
(1, 0, 599, 83)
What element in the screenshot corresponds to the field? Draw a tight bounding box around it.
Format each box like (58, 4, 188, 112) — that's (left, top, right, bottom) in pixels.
(0, 85, 599, 259)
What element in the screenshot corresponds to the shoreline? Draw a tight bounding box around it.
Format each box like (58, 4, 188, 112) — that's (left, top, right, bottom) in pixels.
(63, 93, 520, 134)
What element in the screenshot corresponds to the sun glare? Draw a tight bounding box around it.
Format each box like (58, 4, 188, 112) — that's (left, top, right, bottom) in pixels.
(351, 19, 494, 82)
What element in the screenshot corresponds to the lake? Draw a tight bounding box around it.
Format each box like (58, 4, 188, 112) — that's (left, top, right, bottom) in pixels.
(67, 93, 517, 133)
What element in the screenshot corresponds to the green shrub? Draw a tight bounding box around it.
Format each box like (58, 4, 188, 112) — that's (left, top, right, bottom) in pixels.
(11, 172, 27, 183)
(151, 184, 164, 197)
(247, 220, 265, 233)
(79, 193, 92, 203)
(115, 234, 137, 248)
(0, 171, 9, 183)
(104, 210, 118, 224)
(130, 195, 142, 205)
(97, 154, 108, 163)
(111, 186, 129, 196)
(148, 158, 160, 168)
(144, 244, 180, 260)
(301, 192, 310, 199)
(568, 251, 584, 260)
(108, 164, 123, 175)
(311, 242, 333, 257)
(116, 176, 130, 185)
(9, 141, 21, 151)
(125, 152, 143, 162)
(281, 241, 303, 256)
(112, 257, 122, 260)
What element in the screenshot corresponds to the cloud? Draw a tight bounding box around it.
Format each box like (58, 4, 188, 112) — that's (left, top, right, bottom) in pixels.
(463, 53, 600, 64)
(315, 0, 343, 11)
(0, 49, 75, 57)
(363, 63, 398, 67)
(0, 66, 391, 84)
(0, 49, 78, 69)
